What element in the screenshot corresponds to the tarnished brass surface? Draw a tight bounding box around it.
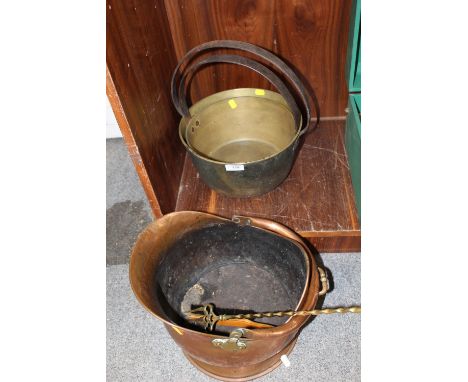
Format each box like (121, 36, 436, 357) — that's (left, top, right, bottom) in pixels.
(211, 329, 248, 351)
(129, 211, 320, 381)
(179, 89, 302, 197)
(185, 89, 296, 163)
(187, 303, 361, 332)
(318, 266, 330, 296)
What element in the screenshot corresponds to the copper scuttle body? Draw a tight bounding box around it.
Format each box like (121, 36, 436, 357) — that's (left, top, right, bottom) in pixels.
(129, 211, 320, 381)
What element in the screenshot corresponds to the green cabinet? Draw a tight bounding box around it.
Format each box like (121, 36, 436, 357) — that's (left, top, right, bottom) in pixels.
(345, 94, 361, 221)
(345, 0, 361, 220)
(346, 0, 361, 92)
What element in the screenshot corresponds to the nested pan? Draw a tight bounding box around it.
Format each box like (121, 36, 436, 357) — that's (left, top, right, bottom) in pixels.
(171, 40, 319, 197)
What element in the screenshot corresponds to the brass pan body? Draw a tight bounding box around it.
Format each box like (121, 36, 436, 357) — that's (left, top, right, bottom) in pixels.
(179, 88, 301, 197)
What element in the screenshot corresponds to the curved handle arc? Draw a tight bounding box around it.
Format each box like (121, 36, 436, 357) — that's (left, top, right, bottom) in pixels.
(176, 54, 302, 129)
(171, 40, 319, 136)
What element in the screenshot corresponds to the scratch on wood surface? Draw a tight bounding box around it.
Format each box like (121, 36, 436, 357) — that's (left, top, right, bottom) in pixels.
(127, 143, 143, 165)
(333, 137, 339, 169)
(302, 143, 349, 170)
(337, 130, 358, 230)
(300, 156, 333, 194)
(301, 200, 315, 231)
(274, 188, 288, 215)
(277, 187, 288, 195)
(276, 205, 287, 216)
(303, 143, 344, 156)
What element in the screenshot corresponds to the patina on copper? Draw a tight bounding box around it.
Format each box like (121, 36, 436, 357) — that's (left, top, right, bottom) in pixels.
(129, 211, 320, 381)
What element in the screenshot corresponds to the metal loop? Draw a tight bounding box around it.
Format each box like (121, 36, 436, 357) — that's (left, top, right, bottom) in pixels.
(177, 54, 302, 130)
(170, 40, 318, 136)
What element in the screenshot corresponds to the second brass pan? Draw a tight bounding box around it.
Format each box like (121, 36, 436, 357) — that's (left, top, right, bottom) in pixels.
(183, 89, 296, 164)
(178, 88, 302, 197)
(171, 40, 319, 197)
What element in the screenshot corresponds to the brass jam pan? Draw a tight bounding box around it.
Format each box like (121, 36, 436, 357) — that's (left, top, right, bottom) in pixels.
(179, 88, 299, 165)
(171, 40, 319, 197)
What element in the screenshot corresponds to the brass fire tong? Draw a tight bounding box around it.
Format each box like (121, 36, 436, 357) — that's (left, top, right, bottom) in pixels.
(185, 267, 360, 331)
(186, 303, 361, 332)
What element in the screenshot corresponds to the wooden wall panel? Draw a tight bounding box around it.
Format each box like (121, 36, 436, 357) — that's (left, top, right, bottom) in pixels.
(165, 0, 352, 117)
(106, 0, 186, 215)
(165, 0, 275, 102)
(275, 0, 351, 117)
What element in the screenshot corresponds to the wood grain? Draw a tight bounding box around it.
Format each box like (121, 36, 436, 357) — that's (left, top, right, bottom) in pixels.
(107, 0, 360, 251)
(106, 67, 161, 216)
(176, 120, 360, 252)
(307, 235, 361, 253)
(106, 0, 186, 215)
(164, 0, 352, 117)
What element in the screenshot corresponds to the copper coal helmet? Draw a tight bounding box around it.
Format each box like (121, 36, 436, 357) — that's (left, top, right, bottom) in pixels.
(129, 211, 326, 381)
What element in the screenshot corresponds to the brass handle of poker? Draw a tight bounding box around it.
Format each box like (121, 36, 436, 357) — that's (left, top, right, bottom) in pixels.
(186, 304, 361, 332)
(185, 267, 360, 331)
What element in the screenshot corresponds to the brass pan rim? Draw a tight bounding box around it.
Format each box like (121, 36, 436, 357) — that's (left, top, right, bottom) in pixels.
(178, 88, 303, 166)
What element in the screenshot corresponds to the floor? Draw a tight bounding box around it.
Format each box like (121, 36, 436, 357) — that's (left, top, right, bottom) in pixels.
(106, 138, 361, 381)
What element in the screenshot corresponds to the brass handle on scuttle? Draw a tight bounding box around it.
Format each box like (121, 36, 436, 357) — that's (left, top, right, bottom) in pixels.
(212, 328, 249, 351)
(317, 267, 329, 296)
